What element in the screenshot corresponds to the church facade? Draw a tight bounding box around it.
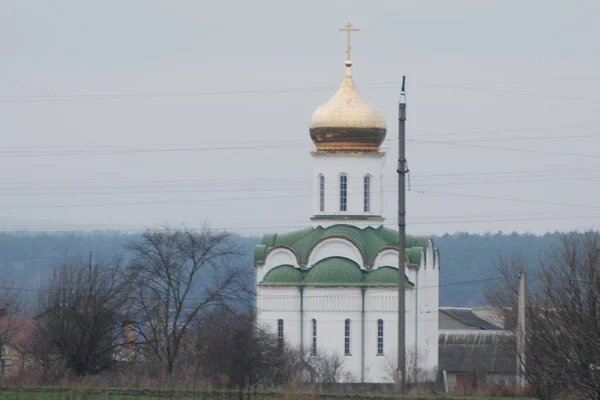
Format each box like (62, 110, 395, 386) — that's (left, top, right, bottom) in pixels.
(254, 38, 439, 383)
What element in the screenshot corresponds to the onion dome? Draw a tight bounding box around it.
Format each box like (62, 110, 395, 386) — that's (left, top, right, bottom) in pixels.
(309, 60, 387, 153)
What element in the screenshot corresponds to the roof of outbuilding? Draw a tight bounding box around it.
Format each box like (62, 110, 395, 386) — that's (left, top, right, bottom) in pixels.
(439, 331, 515, 374)
(440, 308, 502, 330)
(254, 224, 434, 268)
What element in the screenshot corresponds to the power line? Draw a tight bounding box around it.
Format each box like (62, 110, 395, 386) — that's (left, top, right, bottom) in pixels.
(410, 132, 600, 143)
(0, 186, 599, 211)
(0, 166, 593, 187)
(416, 190, 600, 211)
(1, 129, 600, 158)
(411, 138, 600, 160)
(0, 276, 507, 302)
(2, 76, 597, 103)
(1, 173, 599, 195)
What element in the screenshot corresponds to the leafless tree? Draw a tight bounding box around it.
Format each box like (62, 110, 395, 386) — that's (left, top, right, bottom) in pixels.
(306, 350, 345, 384)
(486, 231, 600, 400)
(34, 259, 132, 378)
(383, 351, 437, 385)
(125, 226, 250, 378)
(191, 309, 296, 388)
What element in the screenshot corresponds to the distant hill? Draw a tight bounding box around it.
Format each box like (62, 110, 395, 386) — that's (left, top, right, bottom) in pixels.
(0, 229, 565, 310)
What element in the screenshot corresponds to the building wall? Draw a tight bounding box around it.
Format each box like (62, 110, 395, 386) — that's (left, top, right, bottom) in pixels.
(311, 153, 387, 226)
(445, 372, 516, 392)
(415, 248, 439, 377)
(0, 345, 24, 377)
(255, 244, 440, 383)
(439, 313, 474, 330)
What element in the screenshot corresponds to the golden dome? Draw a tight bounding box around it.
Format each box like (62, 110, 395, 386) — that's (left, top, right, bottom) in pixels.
(309, 61, 387, 153)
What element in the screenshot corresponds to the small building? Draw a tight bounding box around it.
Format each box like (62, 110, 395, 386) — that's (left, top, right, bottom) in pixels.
(438, 307, 515, 393)
(439, 307, 503, 331)
(0, 304, 37, 378)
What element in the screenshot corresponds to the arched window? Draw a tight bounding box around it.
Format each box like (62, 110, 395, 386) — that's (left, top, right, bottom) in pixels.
(377, 319, 384, 355)
(277, 319, 284, 349)
(339, 174, 348, 211)
(363, 175, 371, 212)
(311, 319, 317, 355)
(319, 174, 325, 212)
(344, 319, 351, 355)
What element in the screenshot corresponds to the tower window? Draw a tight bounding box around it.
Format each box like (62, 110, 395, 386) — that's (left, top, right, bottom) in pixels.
(319, 174, 325, 212)
(339, 174, 347, 211)
(344, 319, 351, 355)
(311, 319, 317, 355)
(377, 319, 384, 355)
(363, 175, 371, 212)
(277, 319, 284, 349)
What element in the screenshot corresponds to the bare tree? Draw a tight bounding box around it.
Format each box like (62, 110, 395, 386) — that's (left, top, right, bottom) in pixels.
(307, 350, 345, 384)
(191, 309, 296, 388)
(486, 232, 600, 400)
(125, 226, 250, 377)
(383, 351, 436, 385)
(34, 259, 131, 378)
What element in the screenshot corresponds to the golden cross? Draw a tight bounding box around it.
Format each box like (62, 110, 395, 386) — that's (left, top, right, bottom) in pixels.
(339, 22, 359, 61)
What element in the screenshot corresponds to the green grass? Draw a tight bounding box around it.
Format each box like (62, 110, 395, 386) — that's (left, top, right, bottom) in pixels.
(0, 387, 536, 400)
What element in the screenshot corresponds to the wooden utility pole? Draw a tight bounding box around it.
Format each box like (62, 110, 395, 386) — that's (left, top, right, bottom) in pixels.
(516, 270, 526, 389)
(397, 76, 407, 390)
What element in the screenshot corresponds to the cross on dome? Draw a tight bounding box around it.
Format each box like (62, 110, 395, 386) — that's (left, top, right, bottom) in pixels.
(309, 23, 386, 154)
(339, 22, 359, 63)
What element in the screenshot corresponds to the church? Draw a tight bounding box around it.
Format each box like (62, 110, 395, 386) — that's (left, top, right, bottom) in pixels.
(254, 26, 440, 383)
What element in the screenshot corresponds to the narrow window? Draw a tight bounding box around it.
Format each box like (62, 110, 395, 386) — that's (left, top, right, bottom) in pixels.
(277, 319, 284, 349)
(311, 319, 317, 355)
(344, 319, 351, 355)
(377, 319, 384, 355)
(319, 174, 325, 212)
(363, 175, 371, 212)
(339, 175, 347, 211)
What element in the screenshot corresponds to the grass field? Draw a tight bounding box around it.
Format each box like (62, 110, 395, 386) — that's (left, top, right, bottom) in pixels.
(0, 387, 536, 400)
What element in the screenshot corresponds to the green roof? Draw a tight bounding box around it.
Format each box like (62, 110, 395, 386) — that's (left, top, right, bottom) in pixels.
(304, 257, 364, 285)
(255, 224, 434, 267)
(262, 265, 304, 285)
(259, 257, 414, 287)
(363, 266, 414, 287)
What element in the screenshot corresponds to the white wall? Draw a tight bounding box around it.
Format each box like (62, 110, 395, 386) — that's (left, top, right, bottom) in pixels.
(256, 247, 300, 282)
(256, 282, 440, 383)
(311, 153, 387, 226)
(307, 237, 364, 268)
(255, 223, 440, 383)
(303, 287, 363, 381)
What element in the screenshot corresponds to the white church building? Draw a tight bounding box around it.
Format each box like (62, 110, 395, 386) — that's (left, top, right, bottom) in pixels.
(254, 35, 440, 383)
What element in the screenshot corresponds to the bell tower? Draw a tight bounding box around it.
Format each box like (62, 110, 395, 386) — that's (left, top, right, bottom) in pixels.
(308, 23, 387, 228)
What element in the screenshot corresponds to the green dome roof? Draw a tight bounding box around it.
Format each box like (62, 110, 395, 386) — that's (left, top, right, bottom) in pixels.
(258, 259, 415, 287)
(261, 265, 303, 285)
(304, 257, 364, 286)
(363, 266, 414, 287)
(255, 224, 434, 267)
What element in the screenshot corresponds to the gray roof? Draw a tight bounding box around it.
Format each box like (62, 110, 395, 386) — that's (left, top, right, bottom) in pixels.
(439, 331, 515, 374)
(439, 307, 502, 330)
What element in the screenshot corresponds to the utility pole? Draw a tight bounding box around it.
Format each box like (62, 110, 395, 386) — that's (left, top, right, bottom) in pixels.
(397, 76, 407, 391)
(516, 270, 526, 390)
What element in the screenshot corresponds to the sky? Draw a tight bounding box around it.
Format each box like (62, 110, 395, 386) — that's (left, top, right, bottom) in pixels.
(1, 0, 599, 237)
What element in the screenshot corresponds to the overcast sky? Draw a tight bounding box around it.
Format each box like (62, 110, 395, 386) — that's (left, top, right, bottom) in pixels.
(1, 0, 599, 236)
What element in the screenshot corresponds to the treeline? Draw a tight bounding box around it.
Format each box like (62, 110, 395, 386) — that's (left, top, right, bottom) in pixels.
(0, 227, 352, 387)
(0, 229, 568, 307)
